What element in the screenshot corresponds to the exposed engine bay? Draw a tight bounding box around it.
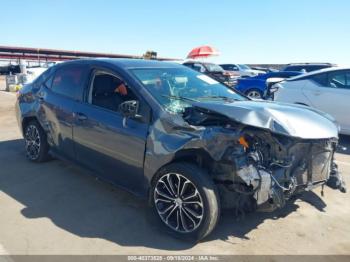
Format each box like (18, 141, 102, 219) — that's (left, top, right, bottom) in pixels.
(182, 106, 346, 213)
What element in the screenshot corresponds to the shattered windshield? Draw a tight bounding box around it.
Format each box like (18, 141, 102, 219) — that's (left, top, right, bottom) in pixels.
(131, 67, 246, 113)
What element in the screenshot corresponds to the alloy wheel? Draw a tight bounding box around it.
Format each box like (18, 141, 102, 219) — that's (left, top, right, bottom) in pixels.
(25, 125, 41, 160)
(154, 173, 204, 233)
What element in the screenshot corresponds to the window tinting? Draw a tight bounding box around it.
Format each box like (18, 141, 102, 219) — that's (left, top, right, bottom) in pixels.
(284, 66, 303, 72)
(32, 67, 52, 88)
(307, 65, 327, 72)
(51, 65, 87, 100)
(192, 63, 206, 73)
(221, 65, 238, 71)
(90, 73, 137, 112)
(329, 71, 349, 89)
(310, 73, 328, 86)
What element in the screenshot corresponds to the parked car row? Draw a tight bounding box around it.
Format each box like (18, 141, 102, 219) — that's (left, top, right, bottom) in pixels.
(183, 61, 238, 87)
(182, 60, 350, 136)
(182, 61, 339, 99)
(220, 64, 265, 77)
(15, 59, 346, 241)
(281, 63, 335, 73)
(235, 71, 302, 98)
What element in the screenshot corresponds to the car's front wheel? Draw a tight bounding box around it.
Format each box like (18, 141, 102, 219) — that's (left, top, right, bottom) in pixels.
(24, 120, 50, 162)
(246, 88, 263, 99)
(151, 162, 220, 241)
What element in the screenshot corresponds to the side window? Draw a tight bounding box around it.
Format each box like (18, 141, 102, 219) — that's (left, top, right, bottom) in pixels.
(51, 65, 87, 100)
(222, 65, 238, 71)
(183, 63, 193, 69)
(310, 73, 329, 86)
(346, 72, 350, 89)
(193, 63, 206, 73)
(285, 66, 302, 72)
(89, 72, 138, 112)
(231, 65, 239, 71)
(329, 71, 349, 89)
(307, 65, 326, 72)
(44, 74, 54, 89)
(32, 67, 52, 89)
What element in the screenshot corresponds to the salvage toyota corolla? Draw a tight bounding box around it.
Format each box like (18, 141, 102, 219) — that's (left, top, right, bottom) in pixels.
(15, 59, 346, 241)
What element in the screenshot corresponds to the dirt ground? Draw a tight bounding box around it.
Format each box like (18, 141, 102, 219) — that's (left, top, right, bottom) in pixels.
(0, 91, 349, 255)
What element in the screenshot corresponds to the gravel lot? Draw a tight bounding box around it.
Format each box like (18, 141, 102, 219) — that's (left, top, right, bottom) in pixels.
(0, 91, 350, 255)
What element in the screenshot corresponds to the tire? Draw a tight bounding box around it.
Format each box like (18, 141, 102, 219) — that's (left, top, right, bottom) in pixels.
(150, 162, 220, 241)
(246, 88, 263, 99)
(24, 120, 50, 162)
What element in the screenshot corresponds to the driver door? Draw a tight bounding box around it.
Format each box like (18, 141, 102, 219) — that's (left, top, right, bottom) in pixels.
(73, 68, 151, 196)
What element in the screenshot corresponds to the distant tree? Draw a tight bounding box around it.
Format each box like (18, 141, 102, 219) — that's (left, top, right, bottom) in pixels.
(143, 51, 157, 60)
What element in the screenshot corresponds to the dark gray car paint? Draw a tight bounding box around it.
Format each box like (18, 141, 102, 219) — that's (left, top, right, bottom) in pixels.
(16, 59, 339, 199)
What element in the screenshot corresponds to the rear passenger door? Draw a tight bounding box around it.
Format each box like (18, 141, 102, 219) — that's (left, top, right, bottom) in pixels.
(38, 63, 89, 160)
(302, 71, 350, 132)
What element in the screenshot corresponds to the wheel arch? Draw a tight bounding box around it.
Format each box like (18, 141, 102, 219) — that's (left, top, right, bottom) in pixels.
(149, 148, 216, 193)
(294, 102, 310, 107)
(245, 87, 264, 96)
(22, 116, 40, 134)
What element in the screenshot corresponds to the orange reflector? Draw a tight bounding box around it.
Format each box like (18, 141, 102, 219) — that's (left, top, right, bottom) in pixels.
(239, 136, 249, 148)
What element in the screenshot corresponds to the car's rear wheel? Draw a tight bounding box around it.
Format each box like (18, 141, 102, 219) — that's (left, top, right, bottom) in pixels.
(246, 88, 263, 99)
(24, 120, 49, 162)
(151, 162, 220, 241)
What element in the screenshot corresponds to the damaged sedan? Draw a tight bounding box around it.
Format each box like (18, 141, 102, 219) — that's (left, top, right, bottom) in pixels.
(15, 59, 346, 241)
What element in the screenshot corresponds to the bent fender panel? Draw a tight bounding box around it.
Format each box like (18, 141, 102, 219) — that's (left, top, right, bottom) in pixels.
(143, 114, 241, 183)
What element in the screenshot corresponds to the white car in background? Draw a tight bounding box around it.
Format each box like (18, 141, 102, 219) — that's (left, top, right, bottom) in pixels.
(272, 67, 350, 135)
(220, 64, 265, 77)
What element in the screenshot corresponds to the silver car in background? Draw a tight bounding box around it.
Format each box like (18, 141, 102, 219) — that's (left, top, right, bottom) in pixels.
(272, 67, 350, 135)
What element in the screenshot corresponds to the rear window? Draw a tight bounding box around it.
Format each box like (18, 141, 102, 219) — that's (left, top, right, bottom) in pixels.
(32, 67, 52, 88)
(284, 65, 330, 72)
(51, 64, 87, 100)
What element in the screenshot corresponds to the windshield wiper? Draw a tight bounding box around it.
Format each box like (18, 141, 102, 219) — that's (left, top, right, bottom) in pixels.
(161, 95, 198, 102)
(197, 95, 237, 101)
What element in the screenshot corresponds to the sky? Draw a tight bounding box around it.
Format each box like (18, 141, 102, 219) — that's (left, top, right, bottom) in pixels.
(1, 0, 350, 65)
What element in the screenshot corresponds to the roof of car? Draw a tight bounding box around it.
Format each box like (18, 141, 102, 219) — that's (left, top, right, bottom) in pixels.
(183, 61, 215, 65)
(285, 63, 336, 66)
(287, 66, 350, 81)
(59, 58, 183, 69)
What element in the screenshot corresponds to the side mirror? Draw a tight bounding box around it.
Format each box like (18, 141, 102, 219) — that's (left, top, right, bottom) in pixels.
(118, 100, 141, 119)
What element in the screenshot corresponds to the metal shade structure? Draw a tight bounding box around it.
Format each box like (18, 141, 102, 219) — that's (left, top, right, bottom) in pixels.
(0, 45, 181, 62)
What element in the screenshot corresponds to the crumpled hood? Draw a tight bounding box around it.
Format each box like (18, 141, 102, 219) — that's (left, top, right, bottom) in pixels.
(191, 100, 338, 139)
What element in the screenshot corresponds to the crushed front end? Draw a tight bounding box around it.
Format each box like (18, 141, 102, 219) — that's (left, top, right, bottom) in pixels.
(211, 128, 346, 212)
(150, 100, 347, 214)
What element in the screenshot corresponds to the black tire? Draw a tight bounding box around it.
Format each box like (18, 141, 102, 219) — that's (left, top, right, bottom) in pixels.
(150, 162, 220, 241)
(24, 120, 50, 162)
(245, 88, 263, 99)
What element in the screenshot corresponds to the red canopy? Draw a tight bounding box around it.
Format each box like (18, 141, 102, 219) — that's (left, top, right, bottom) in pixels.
(186, 45, 220, 59)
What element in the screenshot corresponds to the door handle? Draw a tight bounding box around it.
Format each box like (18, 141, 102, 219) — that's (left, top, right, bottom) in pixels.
(313, 91, 322, 96)
(75, 112, 88, 121)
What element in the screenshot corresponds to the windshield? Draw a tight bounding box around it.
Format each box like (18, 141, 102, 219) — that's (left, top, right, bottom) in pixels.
(204, 63, 224, 72)
(238, 64, 251, 70)
(131, 67, 246, 113)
